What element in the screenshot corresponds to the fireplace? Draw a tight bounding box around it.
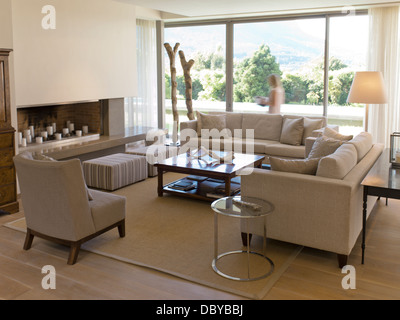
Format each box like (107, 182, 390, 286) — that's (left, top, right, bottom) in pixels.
(17, 101, 103, 142)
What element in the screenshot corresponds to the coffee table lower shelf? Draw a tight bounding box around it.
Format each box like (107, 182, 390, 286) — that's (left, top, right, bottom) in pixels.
(162, 177, 241, 201)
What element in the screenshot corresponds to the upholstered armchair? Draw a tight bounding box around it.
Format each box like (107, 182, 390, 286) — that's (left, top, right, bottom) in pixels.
(13, 152, 126, 265)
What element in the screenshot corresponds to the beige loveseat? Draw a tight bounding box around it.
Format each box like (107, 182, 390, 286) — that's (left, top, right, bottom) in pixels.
(240, 131, 384, 267)
(180, 111, 337, 162)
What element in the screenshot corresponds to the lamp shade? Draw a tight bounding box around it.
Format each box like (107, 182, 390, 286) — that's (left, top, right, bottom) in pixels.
(347, 71, 388, 104)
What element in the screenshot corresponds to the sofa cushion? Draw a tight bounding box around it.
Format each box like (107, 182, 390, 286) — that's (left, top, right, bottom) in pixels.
(280, 117, 304, 146)
(308, 135, 343, 159)
(264, 143, 306, 159)
(270, 157, 320, 175)
(346, 132, 373, 162)
(323, 127, 353, 141)
(209, 112, 243, 137)
(242, 113, 283, 141)
(302, 117, 324, 145)
(196, 111, 228, 137)
(316, 143, 358, 179)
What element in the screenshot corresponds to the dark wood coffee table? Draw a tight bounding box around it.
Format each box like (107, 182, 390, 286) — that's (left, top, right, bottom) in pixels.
(155, 152, 265, 201)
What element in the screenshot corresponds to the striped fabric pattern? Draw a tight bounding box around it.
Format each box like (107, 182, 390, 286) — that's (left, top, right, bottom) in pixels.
(83, 153, 148, 191)
(126, 145, 179, 177)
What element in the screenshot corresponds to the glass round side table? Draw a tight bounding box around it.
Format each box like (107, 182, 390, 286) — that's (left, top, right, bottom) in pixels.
(211, 195, 274, 281)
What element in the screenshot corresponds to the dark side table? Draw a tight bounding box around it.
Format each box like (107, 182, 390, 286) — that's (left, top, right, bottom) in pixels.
(361, 148, 399, 264)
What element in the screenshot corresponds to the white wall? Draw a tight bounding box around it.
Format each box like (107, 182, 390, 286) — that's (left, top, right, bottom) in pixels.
(0, 0, 13, 48)
(12, 0, 137, 107)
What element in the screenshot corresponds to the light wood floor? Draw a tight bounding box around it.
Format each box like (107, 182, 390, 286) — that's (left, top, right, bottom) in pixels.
(1, 197, 400, 300)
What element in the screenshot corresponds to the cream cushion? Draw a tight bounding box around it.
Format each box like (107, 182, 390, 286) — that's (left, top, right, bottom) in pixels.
(196, 111, 228, 137)
(316, 143, 358, 179)
(308, 135, 342, 159)
(242, 113, 283, 141)
(270, 157, 320, 175)
(323, 127, 353, 141)
(280, 117, 304, 146)
(346, 132, 373, 162)
(302, 117, 324, 145)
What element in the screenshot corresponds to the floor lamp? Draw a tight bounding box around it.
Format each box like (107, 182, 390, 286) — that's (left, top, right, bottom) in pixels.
(347, 71, 388, 132)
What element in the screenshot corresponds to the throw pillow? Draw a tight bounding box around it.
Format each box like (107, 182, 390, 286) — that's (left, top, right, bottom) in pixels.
(316, 143, 358, 179)
(280, 117, 304, 146)
(346, 132, 373, 162)
(196, 111, 229, 137)
(302, 118, 324, 145)
(323, 127, 353, 141)
(270, 157, 320, 175)
(308, 135, 343, 159)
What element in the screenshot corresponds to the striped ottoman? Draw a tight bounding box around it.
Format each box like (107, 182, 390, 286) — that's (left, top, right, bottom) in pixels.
(126, 145, 179, 177)
(82, 153, 148, 191)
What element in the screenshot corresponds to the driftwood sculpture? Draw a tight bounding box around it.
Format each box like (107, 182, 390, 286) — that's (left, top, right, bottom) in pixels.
(179, 50, 195, 120)
(164, 43, 180, 142)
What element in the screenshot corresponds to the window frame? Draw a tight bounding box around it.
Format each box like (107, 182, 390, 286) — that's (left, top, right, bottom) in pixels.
(159, 9, 368, 125)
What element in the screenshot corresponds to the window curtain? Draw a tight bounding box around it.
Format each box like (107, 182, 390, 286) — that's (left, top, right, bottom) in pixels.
(368, 6, 400, 146)
(125, 19, 158, 128)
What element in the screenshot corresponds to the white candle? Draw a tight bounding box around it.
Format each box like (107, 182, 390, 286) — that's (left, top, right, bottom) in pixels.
(26, 135, 32, 144)
(24, 129, 31, 138)
(41, 131, 48, 139)
(75, 130, 82, 137)
(29, 126, 35, 138)
(21, 138, 27, 147)
(36, 137, 43, 144)
(69, 123, 75, 132)
(52, 123, 57, 133)
(18, 132, 23, 145)
(82, 125, 88, 134)
(62, 128, 69, 136)
(55, 133, 62, 140)
(46, 126, 53, 136)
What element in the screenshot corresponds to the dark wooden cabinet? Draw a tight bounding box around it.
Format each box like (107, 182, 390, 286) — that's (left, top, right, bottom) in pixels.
(0, 49, 19, 214)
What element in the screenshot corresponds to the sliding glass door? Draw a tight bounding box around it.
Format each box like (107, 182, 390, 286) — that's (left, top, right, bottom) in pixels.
(163, 11, 368, 136)
(233, 18, 326, 116)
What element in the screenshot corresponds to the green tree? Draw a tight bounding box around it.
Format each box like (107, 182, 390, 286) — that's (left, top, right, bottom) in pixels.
(198, 70, 226, 101)
(234, 44, 282, 103)
(329, 71, 354, 105)
(282, 74, 308, 104)
(193, 46, 225, 71)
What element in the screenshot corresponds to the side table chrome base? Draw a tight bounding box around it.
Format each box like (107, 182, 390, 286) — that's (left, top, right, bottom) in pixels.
(212, 250, 274, 281)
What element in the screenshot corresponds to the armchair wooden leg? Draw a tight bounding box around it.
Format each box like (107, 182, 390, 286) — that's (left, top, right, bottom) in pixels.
(68, 243, 81, 265)
(23, 229, 34, 250)
(118, 220, 125, 238)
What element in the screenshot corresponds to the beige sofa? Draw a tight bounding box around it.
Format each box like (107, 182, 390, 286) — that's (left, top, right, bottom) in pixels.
(240, 132, 384, 267)
(180, 111, 337, 162)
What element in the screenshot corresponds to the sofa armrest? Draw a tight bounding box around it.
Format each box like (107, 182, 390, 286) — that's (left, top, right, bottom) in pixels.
(241, 169, 355, 254)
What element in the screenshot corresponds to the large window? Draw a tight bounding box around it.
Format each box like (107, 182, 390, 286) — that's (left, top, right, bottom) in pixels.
(164, 25, 226, 132)
(233, 18, 326, 116)
(328, 15, 369, 136)
(163, 12, 368, 136)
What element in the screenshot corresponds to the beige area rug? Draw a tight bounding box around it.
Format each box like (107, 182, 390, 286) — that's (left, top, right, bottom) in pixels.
(5, 173, 302, 300)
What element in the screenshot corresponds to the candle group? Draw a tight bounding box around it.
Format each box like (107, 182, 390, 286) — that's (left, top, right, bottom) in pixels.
(19, 122, 89, 146)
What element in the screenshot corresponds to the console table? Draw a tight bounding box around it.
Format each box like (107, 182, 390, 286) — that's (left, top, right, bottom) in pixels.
(361, 148, 398, 264)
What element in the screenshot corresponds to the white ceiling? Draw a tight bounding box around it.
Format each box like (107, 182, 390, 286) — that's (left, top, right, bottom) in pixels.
(127, 0, 399, 19)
